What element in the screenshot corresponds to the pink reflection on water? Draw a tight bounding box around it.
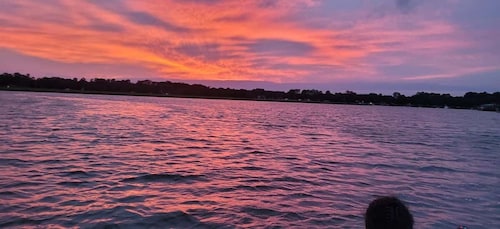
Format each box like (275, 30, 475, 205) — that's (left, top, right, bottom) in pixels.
(1, 93, 498, 227)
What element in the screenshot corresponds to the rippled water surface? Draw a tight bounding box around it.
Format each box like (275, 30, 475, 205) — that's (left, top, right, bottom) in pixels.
(0, 91, 499, 228)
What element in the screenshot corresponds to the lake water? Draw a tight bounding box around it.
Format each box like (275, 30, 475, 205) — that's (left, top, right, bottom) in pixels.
(0, 91, 499, 228)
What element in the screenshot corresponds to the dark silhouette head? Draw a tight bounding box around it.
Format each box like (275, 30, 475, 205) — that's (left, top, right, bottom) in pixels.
(365, 196, 413, 229)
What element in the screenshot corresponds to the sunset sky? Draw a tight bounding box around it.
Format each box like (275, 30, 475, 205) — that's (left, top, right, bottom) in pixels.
(0, 0, 499, 94)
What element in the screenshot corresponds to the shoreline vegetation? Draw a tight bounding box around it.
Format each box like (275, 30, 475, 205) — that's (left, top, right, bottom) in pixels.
(1, 72, 499, 112)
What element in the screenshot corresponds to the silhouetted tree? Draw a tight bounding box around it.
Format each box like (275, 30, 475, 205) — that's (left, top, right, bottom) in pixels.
(1, 72, 498, 111)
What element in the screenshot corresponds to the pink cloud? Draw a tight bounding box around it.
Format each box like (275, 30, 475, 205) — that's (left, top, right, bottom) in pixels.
(0, 0, 498, 92)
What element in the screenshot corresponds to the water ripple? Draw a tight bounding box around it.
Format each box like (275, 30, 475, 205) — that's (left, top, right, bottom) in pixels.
(121, 173, 208, 184)
(1, 91, 499, 228)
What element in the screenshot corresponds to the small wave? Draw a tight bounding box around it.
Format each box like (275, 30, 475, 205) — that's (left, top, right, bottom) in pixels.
(0, 191, 28, 199)
(84, 209, 224, 229)
(314, 159, 351, 167)
(419, 165, 457, 173)
(181, 200, 218, 206)
(306, 216, 349, 226)
(149, 139, 167, 144)
(57, 181, 93, 187)
(3, 181, 43, 189)
(369, 163, 399, 169)
(218, 184, 276, 193)
(236, 217, 254, 225)
(241, 207, 281, 219)
(287, 192, 315, 199)
(116, 195, 152, 203)
(108, 184, 139, 191)
(184, 146, 205, 150)
(262, 124, 287, 129)
(38, 159, 63, 164)
(60, 199, 94, 206)
(298, 200, 324, 207)
(0, 217, 48, 228)
(134, 211, 209, 228)
(38, 196, 60, 203)
(282, 212, 308, 221)
(273, 176, 318, 185)
(0, 158, 29, 164)
(121, 173, 207, 183)
(248, 150, 269, 155)
(241, 166, 265, 171)
(181, 137, 211, 142)
(302, 132, 330, 137)
(0, 158, 30, 167)
(60, 170, 95, 178)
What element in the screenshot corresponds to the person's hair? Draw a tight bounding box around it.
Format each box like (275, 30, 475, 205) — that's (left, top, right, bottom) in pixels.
(365, 196, 414, 229)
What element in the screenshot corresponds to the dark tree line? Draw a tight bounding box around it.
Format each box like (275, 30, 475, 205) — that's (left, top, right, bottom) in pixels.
(1, 72, 499, 111)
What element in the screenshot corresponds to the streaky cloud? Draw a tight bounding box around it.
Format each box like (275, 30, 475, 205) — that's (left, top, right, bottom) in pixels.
(86, 23, 125, 33)
(125, 11, 191, 32)
(247, 39, 315, 57)
(88, 0, 191, 32)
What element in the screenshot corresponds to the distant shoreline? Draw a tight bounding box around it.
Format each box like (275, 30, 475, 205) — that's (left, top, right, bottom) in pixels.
(0, 87, 335, 104)
(1, 72, 499, 112)
(2, 87, 499, 112)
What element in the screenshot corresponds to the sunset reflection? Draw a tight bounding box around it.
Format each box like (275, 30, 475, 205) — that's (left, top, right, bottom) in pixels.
(1, 60, 499, 228)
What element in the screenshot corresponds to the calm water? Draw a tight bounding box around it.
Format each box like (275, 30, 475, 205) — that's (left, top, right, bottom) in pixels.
(0, 91, 499, 228)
